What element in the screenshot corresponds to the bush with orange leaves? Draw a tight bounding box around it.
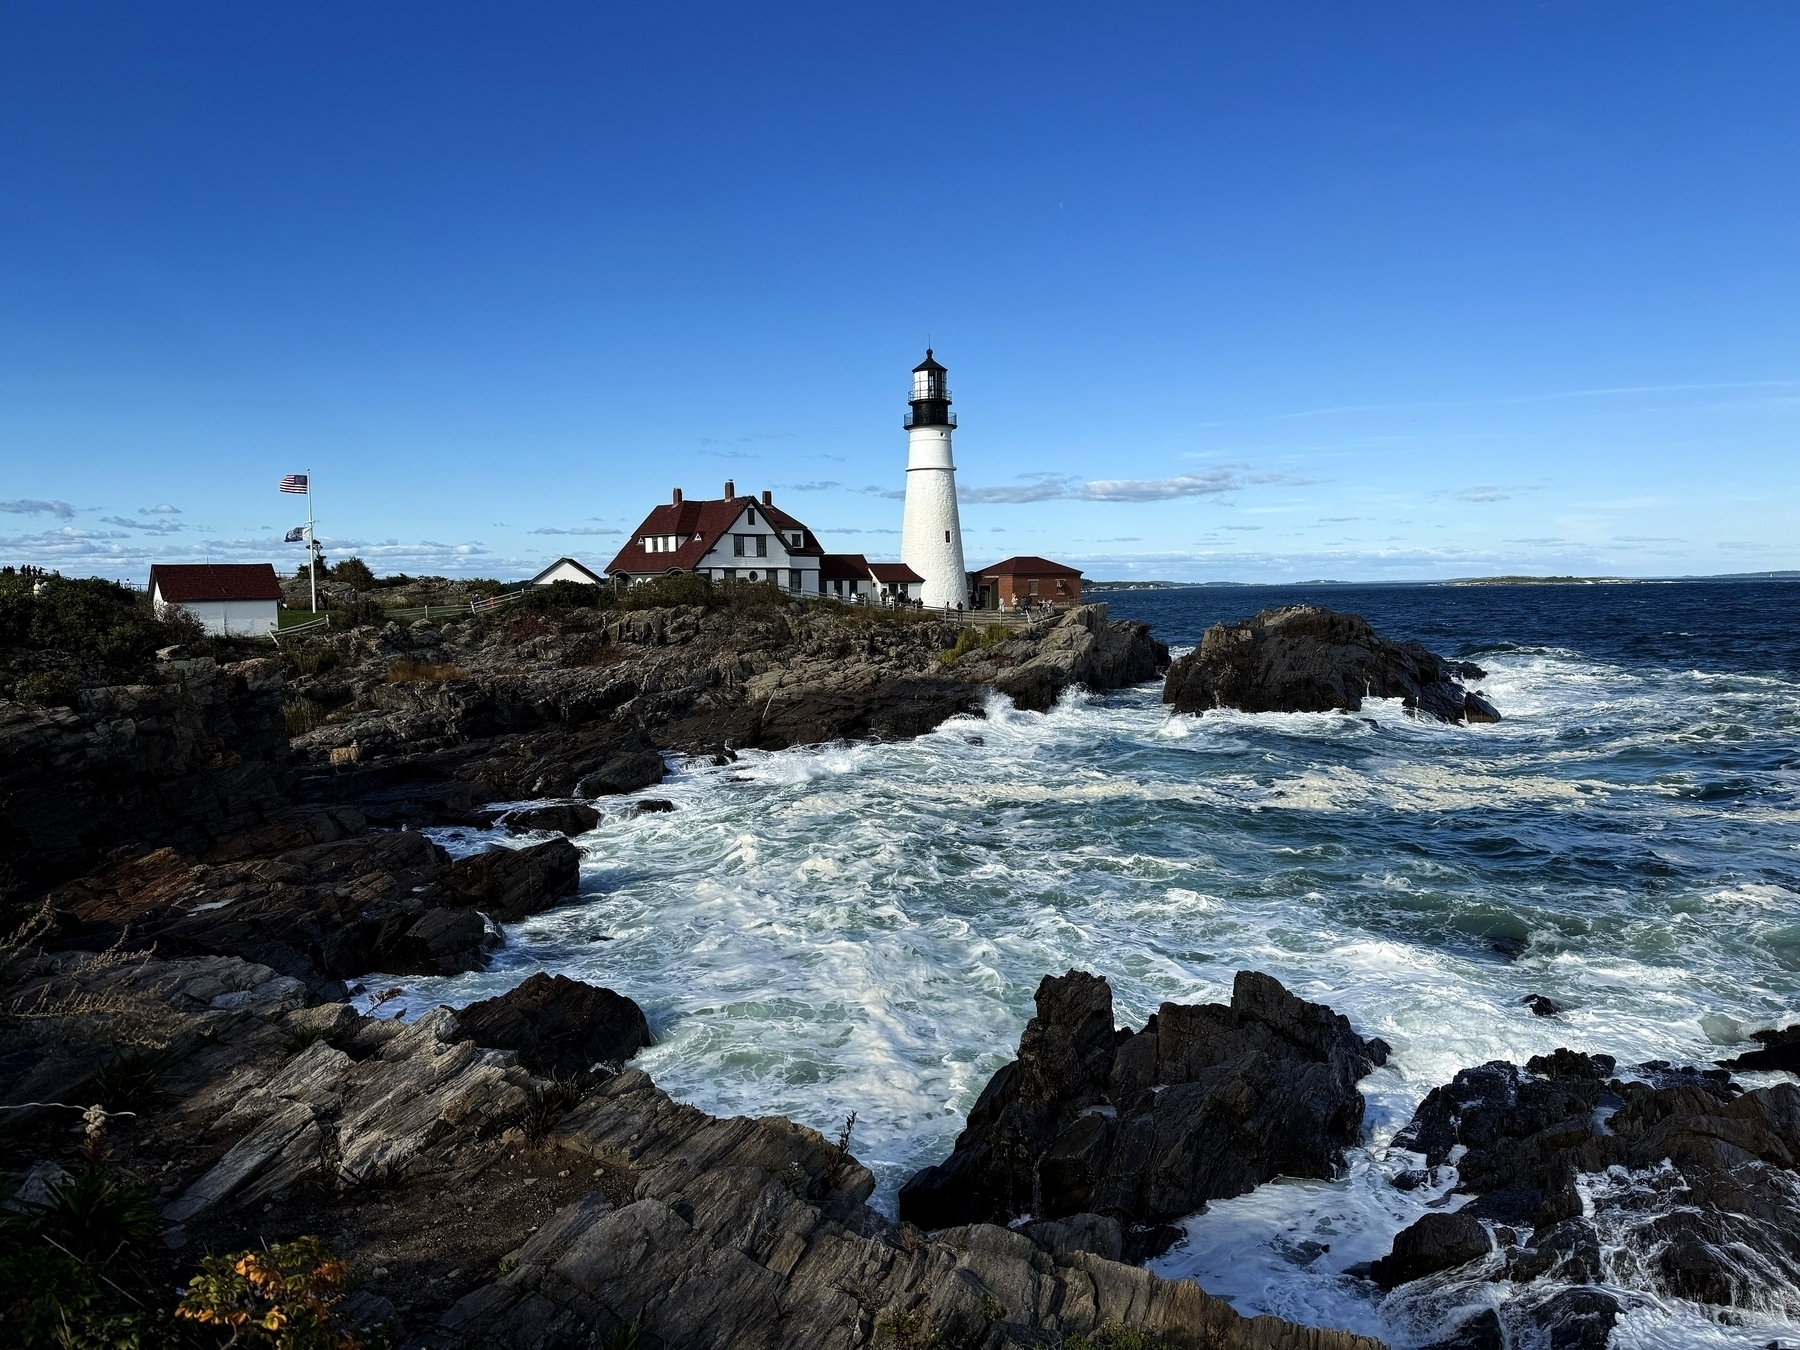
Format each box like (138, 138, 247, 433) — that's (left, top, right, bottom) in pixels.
(176, 1236, 372, 1350)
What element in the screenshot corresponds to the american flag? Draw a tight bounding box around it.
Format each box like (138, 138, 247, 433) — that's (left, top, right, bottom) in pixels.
(279, 474, 309, 494)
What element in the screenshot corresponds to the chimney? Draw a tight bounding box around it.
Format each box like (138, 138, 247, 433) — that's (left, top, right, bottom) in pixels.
(724, 479, 735, 499)
(672, 487, 683, 505)
(761, 489, 772, 506)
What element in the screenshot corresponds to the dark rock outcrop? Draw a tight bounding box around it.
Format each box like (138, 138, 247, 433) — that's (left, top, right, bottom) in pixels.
(898, 969, 1390, 1231)
(457, 973, 651, 1075)
(1719, 1022, 1800, 1073)
(0, 656, 293, 899)
(1370, 1046, 1800, 1324)
(44, 831, 579, 989)
(503, 802, 601, 836)
(1162, 606, 1500, 723)
(443, 838, 582, 922)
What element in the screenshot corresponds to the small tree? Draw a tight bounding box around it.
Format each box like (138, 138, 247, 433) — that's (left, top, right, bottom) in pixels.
(331, 558, 375, 591)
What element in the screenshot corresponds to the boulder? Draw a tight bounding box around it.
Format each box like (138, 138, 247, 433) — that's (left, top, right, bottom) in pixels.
(898, 969, 1390, 1230)
(1369, 1211, 1491, 1289)
(443, 838, 582, 922)
(456, 973, 651, 1075)
(1161, 605, 1499, 724)
(504, 802, 601, 836)
(577, 750, 666, 797)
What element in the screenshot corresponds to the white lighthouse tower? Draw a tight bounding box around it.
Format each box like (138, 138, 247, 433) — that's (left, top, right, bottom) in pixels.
(900, 349, 970, 609)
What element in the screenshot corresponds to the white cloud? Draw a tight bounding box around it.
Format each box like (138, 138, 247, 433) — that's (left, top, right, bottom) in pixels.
(1, 499, 75, 518)
(528, 526, 623, 536)
(138, 504, 182, 515)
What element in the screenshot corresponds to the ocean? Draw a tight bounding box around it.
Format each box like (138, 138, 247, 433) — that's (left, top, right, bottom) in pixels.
(384, 579, 1800, 1348)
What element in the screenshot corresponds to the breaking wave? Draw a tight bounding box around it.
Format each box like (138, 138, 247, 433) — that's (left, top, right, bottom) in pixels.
(380, 581, 1800, 1347)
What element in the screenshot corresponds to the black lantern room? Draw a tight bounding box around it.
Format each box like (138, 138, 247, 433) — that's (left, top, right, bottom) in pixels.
(905, 349, 956, 429)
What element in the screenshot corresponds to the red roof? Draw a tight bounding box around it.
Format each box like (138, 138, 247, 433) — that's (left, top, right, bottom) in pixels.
(150, 563, 284, 603)
(974, 555, 1083, 579)
(819, 553, 871, 582)
(867, 562, 923, 583)
(605, 493, 821, 576)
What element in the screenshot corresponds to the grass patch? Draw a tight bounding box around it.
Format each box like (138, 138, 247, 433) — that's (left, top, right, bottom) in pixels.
(937, 623, 1013, 666)
(283, 697, 323, 735)
(385, 658, 469, 684)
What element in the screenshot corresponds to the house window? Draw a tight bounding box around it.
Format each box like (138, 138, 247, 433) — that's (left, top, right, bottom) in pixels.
(724, 569, 736, 581)
(734, 535, 746, 557)
(747, 571, 758, 582)
(790, 533, 802, 547)
(747, 508, 757, 525)
(1056, 579, 1067, 593)
(755, 535, 768, 557)
(1028, 580, 1039, 596)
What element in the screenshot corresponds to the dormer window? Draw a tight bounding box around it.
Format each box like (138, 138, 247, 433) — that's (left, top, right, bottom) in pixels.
(747, 507, 758, 525)
(790, 533, 802, 547)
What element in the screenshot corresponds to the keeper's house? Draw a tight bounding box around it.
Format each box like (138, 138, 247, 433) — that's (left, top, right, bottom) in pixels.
(607, 482, 824, 593)
(149, 563, 284, 635)
(971, 556, 1083, 611)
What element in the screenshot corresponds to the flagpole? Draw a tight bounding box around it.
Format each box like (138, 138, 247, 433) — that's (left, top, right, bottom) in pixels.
(307, 472, 317, 613)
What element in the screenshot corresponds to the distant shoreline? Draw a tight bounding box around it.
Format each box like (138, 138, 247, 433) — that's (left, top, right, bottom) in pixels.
(1086, 570, 1800, 591)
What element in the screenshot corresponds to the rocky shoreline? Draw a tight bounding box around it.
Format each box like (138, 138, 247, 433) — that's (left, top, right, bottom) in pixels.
(6, 589, 1796, 1349)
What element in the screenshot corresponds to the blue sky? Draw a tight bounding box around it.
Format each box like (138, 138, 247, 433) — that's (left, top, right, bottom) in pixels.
(3, 2, 1795, 583)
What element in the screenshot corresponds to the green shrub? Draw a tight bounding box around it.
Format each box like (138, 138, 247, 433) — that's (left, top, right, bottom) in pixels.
(82, 1049, 175, 1113)
(16, 669, 81, 710)
(0, 573, 202, 684)
(514, 579, 606, 612)
(0, 1162, 188, 1349)
(330, 597, 387, 629)
(937, 624, 1012, 666)
(330, 558, 375, 591)
(176, 1235, 365, 1349)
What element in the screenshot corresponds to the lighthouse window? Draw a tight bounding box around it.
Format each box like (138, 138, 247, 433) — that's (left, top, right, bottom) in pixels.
(944, 531, 951, 543)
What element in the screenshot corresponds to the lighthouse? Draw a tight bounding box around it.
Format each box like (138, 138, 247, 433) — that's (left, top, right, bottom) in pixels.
(900, 349, 970, 609)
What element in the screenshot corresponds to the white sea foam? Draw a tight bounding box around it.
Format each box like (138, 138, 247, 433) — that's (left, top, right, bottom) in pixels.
(370, 644, 1800, 1345)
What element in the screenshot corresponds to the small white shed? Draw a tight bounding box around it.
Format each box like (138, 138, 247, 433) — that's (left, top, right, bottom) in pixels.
(529, 557, 606, 587)
(149, 563, 284, 636)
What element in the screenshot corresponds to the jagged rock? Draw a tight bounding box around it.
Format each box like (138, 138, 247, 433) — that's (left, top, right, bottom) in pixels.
(456, 973, 651, 1075)
(633, 798, 675, 814)
(442, 838, 582, 922)
(503, 802, 600, 836)
(1719, 1022, 1800, 1073)
(162, 1006, 535, 1224)
(1369, 1211, 1491, 1289)
(1162, 605, 1499, 724)
(1372, 1048, 1800, 1316)
(898, 969, 1390, 1230)
(1523, 993, 1562, 1017)
(423, 1067, 1384, 1350)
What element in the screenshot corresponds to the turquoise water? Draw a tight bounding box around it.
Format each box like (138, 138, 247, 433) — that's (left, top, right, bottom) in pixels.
(383, 579, 1800, 1347)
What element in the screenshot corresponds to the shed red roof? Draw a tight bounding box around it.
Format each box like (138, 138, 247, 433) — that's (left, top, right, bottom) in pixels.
(606, 493, 821, 576)
(819, 553, 871, 582)
(867, 562, 923, 583)
(974, 555, 1083, 579)
(150, 563, 284, 603)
